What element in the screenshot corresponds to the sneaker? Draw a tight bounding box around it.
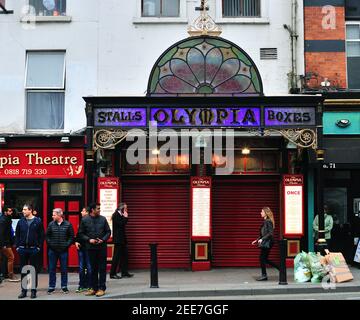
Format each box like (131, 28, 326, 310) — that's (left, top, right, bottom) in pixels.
(47, 288, 55, 295)
(121, 273, 134, 278)
(7, 274, 20, 282)
(62, 287, 69, 294)
(256, 275, 268, 281)
(76, 287, 86, 293)
(85, 289, 96, 296)
(95, 290, 105, 297)
(110, 274, 122, 279)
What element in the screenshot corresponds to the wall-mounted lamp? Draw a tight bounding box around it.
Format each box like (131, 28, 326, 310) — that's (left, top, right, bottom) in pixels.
(242, 148, 250, 155)
(0, 137, 6, 144)
(316, 149, 325, 161)
(336, 119, 351, 128)
(60, 136, 70, 143)
(320, 78, 331, 87)
(151, 149, 160, 155)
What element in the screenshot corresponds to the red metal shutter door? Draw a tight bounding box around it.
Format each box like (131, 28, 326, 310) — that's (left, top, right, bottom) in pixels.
(212, 178, 280, 267)
(122, 178, 190, 269)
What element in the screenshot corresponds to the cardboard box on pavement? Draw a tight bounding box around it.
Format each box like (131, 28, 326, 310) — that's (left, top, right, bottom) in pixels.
(324, 249, 353, 283)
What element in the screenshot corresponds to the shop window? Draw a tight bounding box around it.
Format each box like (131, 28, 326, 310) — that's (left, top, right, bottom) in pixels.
(245, 155, 262, 172)
(28, 0, 66, 16)
(324, 188, 348, 224)
(346, 24, 360, 89)
(262, 153, 278, 172)
(122, 150, 189, 174)
(142, 0, 179, 17)
(223, 0, 261, 17)
(25, 51, 65, 130)
(50, 183, 82, 196)
(214, 150, 279, 174)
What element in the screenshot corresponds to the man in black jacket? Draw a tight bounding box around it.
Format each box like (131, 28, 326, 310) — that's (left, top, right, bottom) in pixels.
(16, 204, 44, 299)
(46, 208, 74, 294)
(78, 203, 111, 297)
(0, 206, 19, 282)
(110, 203, 133, 279)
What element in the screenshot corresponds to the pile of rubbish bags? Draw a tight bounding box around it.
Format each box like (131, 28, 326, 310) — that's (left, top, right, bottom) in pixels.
(294, 251, 328, 283)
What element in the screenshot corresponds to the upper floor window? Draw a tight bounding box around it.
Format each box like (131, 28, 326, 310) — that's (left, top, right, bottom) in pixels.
(25, 51, 65, 130)
(346, 24, 360, 89)
(223, 0, 260, 17)
(142, 0, 179, 17)
(29, 0, 66, 16)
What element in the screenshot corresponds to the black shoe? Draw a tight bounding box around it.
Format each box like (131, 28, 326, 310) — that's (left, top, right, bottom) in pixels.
(47, 288, 55, 295)
(121, 273, 134, 278)
(30, 291, 37, 299)
(62, 287, 69, 294)
(110, 274, 122, 279)
(18, 291, 27, 299)
(256, 275, 268, 281)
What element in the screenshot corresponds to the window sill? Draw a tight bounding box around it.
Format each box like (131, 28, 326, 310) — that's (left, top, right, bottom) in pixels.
(20, 16, 72, 23)
(133, 17, 188, 24)
(215, 17, 270, 24)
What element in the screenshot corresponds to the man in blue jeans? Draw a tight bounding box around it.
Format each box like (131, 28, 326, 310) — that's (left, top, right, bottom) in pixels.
(75, 207, 92, 292)
(46, 208, 74, 294)
(16, 204, 44, 299)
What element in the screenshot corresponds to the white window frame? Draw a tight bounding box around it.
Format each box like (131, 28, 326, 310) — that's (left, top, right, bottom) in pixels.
(216, 0, 269, 24)
(133, 0, 187, 24)
(25, 51, 66, 132)
(20, 0, 71, 23)
(345, 21, 360, 90)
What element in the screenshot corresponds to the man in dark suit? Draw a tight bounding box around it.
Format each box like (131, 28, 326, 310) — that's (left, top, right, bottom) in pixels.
(110, 203, 133, 279)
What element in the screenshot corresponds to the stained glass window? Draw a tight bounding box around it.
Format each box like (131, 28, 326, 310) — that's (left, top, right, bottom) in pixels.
(147, 36, 263, 96)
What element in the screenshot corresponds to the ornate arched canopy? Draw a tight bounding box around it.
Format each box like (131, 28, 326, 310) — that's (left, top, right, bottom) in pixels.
(147, 36, 263, 96)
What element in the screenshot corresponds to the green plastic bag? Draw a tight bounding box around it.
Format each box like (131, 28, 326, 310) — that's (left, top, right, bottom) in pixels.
(294, 251, 311, 283)
(308, 252, 327, 283)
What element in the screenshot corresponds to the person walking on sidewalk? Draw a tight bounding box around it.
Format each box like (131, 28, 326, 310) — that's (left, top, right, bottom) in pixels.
(252, 207, 279, 281)
(0, 206, 19, 282)
(78, 203, 111, 297)
(75, 206, 92, 292)
(110, 203, 134, 279)
(46, 208, 74, 295)
(16, 204, 44, 299)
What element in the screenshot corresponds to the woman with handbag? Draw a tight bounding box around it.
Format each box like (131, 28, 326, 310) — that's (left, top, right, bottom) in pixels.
(251, 207, 279, 281)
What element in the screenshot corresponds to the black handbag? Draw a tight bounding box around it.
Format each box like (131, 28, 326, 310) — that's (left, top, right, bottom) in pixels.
(259, 238, 272, 249)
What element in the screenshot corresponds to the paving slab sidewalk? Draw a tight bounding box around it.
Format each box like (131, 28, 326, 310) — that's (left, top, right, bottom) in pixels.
(0, 267, 359, 300)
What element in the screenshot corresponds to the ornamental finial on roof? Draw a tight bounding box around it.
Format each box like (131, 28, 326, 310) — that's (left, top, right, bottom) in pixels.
(188, 0, 222, 37)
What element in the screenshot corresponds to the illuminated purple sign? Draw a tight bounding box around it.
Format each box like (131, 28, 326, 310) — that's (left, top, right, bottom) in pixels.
(150, 108, 261, 127)
(264, 107, 315, 126)
(95, 108, 147, 127)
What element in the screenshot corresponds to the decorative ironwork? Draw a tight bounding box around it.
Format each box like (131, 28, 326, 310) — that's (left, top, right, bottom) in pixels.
(249, 128, 317, 149)
(188, 0, 222, 37)
(94, 129, 128, 150)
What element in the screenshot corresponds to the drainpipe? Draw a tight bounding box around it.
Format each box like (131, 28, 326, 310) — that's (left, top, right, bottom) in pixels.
(284, 0, 299, 93)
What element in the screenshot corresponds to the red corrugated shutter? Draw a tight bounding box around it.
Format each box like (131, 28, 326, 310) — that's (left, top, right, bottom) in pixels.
(212, 178, 280, 267)
(122, 178, 190, 269)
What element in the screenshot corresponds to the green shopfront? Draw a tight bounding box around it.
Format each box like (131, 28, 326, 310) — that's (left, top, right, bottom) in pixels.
(84, 36, 324, 270)
(321, 93, 360, 263)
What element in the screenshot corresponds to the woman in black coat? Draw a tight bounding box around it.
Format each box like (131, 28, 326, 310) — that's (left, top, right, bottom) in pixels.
(110, 203, 133, 279)
(252, 207, 279, 281)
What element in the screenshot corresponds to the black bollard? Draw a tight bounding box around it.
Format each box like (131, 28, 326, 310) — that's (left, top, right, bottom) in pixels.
(278, 239, 288, 285)
(149, 243, 159, 288)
